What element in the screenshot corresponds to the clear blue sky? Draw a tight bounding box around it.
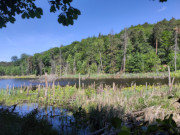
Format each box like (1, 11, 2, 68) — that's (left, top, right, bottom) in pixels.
(0, 0, 180, 62)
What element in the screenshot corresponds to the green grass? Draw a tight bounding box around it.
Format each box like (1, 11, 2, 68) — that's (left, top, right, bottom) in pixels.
(0, 85, 77, 107)
(0, 75, 37, 79)
(1, 70, 180, 79)
(60, 71, 180, 79)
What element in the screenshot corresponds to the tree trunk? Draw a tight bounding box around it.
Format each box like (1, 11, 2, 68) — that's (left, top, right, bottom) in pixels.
(50, 59, 56, 74)
(45, 73, 48, 100)
(38, 59, 43, 76)
(59, 49, 62, 77)
(168, 66, 171, 87)
(121, 28, 128, 72)
(99, 51, 103, 73)
(174, 26, 178, 72)
(73, 58, 76, 74)
(156, 39, 158, 55)
(79, 73, 81, 90)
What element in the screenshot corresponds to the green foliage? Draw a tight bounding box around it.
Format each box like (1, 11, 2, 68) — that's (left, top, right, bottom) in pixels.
(159, 30, 174, 64)
(126, 53, 144, 73)
(1, 18, 180, 76)
(0, 0, 80, 28)
(143, 51, 161, 72)
(90, 63, 98, 73)
(110, 114, 178, 135)
(85, 88, 96, 98)
(145, 114, 178, 135)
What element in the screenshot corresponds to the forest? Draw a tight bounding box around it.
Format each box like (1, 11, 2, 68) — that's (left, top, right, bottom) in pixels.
(1, 18, 180, 76)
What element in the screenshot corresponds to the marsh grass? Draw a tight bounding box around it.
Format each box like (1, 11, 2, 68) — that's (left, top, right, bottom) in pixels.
(0, 75, 37, 79)
(1, 69, 180, 80)
(0, 83, 180, 125)
(59, 71, 180, 79)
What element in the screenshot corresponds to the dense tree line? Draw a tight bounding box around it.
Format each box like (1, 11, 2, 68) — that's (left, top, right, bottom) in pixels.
(0, 18, 180, 76)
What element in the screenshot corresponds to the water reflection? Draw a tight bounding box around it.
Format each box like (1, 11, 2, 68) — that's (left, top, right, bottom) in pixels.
(0, 103, 89, 135)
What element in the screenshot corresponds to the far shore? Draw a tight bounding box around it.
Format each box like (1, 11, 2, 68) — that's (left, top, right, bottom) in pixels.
(1, 71, 179, 79)
(0, 75, 38, 79)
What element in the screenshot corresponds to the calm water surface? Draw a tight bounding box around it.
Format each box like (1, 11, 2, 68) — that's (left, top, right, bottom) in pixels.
(0, 77, 180, 89)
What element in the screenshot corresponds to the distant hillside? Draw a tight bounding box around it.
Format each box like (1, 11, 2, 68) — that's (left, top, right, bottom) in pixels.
(0, 18, 180, 76)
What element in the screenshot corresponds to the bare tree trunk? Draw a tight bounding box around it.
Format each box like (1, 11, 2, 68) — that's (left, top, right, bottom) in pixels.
(79, 73, 81, 90)
(121, 28, 128, 72)
(73, 58, 76, 74)
(66, 62, 68, 75)
(156, 39, 158, 55)
(50, 59, 56, 74)
(52, 80, 55, 98)
(168, 66, 171, 87)
(59, 48, 62, 77)
(174, 26, 178, 72)
(169, 77, 175, 94)
(45, 73, 48, 100)
(26, 86, 29, 96)
(99, 51, 103, 73)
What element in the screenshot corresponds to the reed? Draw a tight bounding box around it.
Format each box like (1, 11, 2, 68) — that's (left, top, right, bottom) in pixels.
(0, 82, 180, 124)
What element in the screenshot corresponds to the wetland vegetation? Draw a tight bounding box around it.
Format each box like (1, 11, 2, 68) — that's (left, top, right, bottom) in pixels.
(0, 77, 180, 134)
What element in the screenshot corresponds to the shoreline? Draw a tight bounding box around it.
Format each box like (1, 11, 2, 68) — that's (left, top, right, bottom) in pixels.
(0, 75, 38, 79)
(0, 71, 179, 79)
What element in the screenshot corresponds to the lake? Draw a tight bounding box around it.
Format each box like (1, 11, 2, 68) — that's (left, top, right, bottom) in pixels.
(0, 77, 179, 89)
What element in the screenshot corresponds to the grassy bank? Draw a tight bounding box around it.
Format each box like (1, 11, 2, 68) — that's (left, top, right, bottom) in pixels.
(0, 75, 38, 79)
(1, 70, 180, 79)
(60, 71, 180, 79)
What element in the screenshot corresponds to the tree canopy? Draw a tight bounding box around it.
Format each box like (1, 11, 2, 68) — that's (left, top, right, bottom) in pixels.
(0, 0, 81, 28)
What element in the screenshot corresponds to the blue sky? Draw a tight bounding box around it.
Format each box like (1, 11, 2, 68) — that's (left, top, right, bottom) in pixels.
(0, 0, 180, 62)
